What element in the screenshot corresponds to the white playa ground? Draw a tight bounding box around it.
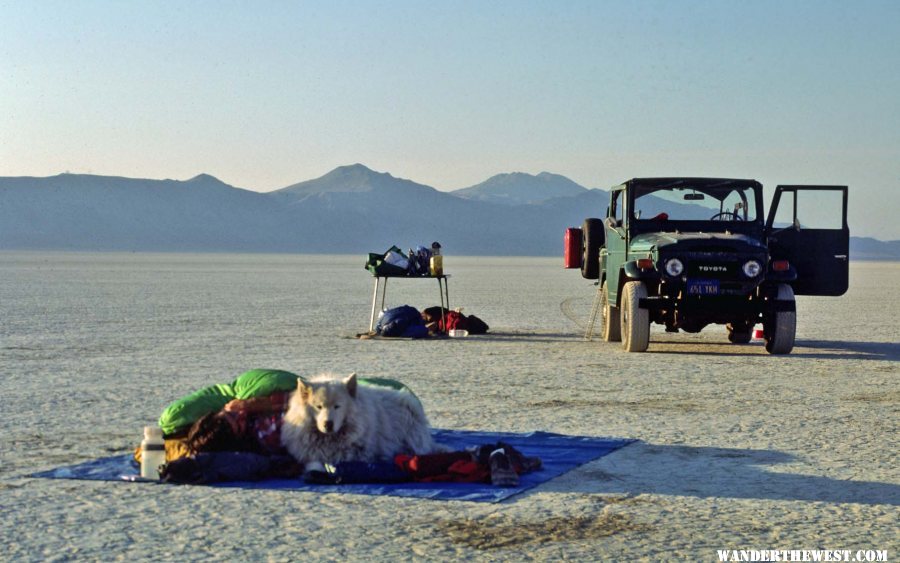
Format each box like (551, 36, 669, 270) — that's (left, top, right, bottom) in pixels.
(0, 253, 897, 561)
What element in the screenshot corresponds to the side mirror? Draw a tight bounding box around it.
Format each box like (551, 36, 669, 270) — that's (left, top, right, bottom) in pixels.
(793, 218, 801, 231)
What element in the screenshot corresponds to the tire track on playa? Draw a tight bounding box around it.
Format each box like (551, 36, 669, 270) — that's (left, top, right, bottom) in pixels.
(559, 296, 590, 330)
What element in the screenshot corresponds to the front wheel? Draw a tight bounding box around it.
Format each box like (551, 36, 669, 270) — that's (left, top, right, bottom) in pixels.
(764, 284, 796, 354)
(601, 281, 621, 342)
(620, 281, 650, 352)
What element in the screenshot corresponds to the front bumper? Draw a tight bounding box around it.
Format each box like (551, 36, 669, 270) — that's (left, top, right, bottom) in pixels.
(639, 295, 796, 314)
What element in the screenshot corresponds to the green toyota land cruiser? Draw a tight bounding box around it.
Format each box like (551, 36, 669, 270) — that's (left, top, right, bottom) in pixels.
(573, 178, 849, 354)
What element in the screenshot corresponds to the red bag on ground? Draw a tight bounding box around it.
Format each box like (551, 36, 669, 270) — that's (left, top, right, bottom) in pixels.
(439, 311, 465, 332)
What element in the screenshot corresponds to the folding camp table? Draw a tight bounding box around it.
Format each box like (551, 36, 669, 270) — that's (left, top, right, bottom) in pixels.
(369, 274, 450, 332)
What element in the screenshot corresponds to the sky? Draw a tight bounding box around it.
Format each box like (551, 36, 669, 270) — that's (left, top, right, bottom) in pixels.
(1, 0, 898, 239)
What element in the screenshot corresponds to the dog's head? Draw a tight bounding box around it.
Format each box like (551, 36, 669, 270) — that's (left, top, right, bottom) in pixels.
(296, 373, 357, 434)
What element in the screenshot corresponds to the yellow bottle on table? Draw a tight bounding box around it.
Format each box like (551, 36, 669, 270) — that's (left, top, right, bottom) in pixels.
(429, 241, 443, 276)
(429, 254, 443, 276)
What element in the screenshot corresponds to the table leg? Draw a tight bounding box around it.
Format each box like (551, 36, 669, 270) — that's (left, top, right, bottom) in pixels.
(438, 277, 450, 330)
(369, 277, 381, 332)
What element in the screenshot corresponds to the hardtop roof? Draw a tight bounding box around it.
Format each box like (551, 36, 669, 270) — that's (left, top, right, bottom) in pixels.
(622, 177, 762, 189)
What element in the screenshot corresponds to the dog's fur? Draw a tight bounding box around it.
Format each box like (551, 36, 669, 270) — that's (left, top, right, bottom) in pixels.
(280, 373, 439, 465)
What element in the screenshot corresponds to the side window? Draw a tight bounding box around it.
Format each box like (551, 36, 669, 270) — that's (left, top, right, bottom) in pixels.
(613, 191, 624, 225)
(771, 188, 845, 230)
(796, 189, 844, 229)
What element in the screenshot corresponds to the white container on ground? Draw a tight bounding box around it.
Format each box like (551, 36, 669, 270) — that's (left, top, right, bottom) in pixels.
(140, 426, 166, 480)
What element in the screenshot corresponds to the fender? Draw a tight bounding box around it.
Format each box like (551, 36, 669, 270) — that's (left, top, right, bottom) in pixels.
(764, 264, 798, 283)
(622, 260, 661, 282)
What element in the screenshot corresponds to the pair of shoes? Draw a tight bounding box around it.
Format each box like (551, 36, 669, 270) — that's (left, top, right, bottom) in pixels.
(489, 448, 519, 487)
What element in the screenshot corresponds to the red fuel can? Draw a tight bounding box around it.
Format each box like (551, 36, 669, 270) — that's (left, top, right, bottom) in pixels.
(564, 227, 583, 269)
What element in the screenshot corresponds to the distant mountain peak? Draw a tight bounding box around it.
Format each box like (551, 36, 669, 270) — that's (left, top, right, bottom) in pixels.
(322, 163, 390, 181)
(186, 173, 226, 185)
(334, 163, 377, 173)
(537, 171, 566, 179)
(275, 164, 432, 196)
(452, 171, 588, 205)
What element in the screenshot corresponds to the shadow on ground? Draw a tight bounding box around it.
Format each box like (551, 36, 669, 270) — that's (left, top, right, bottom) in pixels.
(643, 338, 900, 361)
(539, 441, 900, 506)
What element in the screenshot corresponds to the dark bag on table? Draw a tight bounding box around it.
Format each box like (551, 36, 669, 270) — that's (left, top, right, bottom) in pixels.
(365, 246, 408, 276)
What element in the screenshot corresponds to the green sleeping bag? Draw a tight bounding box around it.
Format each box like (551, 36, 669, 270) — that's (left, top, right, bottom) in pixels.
(158, 370, 420, 436)
(158, 369, 302, 436)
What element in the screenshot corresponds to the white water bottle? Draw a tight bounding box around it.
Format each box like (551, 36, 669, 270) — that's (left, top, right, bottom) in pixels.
(140, 426, 166, 480)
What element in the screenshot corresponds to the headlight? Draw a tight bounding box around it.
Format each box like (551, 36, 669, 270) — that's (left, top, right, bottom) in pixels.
(665, 258, 684, 276)
(742, 260, 762, 278)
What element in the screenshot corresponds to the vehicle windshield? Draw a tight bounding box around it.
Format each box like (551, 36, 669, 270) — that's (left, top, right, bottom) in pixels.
(632, 183, 759, 222)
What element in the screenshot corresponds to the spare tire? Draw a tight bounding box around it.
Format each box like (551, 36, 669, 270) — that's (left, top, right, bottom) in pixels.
(581, 218, 604, 280)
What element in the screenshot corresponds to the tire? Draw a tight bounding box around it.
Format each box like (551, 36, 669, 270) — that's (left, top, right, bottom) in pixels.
(726, 322, 752, 344)
(620, 281, 650, 352)
(601, 281, 621, 342)
(581, 218, 603, 280)
(765, 284, 796, 355)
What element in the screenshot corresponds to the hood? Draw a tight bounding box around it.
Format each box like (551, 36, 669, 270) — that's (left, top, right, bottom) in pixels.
(630, 232, 766, 253)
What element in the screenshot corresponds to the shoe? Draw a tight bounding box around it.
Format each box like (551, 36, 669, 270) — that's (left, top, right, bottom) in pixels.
(302, 461, 338, 484)
(489, 449, 519, 487)
(497, 441, 542, 473)
(469, 443, 496, 466)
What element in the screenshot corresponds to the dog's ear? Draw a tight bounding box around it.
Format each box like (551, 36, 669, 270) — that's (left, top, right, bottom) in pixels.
(344, 373, 358, 398)
(297, 378, 310, 401)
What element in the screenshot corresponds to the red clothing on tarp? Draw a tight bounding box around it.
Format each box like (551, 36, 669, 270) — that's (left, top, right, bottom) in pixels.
(395, 452, 491, 483)
(395, 451, 470, 477)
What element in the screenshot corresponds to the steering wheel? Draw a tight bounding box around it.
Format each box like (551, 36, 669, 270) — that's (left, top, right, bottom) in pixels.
(709, 211, 743, 221)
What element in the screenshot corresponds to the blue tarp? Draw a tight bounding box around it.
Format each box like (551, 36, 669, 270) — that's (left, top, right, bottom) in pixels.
(30, 429, 636, 503)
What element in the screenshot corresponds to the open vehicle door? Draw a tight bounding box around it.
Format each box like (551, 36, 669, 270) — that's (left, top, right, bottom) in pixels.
(765, 185, 849, 296)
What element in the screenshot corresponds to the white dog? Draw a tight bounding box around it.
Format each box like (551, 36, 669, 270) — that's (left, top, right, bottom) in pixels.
(280, 373, 440, 465)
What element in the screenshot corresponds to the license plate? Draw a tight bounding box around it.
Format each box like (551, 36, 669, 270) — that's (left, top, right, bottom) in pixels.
(687, 279, 719, 296)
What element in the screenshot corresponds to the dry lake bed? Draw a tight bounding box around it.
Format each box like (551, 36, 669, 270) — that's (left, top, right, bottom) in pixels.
(1, 253, 897, 561)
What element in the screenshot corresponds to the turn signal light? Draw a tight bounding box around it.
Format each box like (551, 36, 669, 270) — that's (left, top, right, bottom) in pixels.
(771, 260, 790, 272)
(637, 258, 654, 269)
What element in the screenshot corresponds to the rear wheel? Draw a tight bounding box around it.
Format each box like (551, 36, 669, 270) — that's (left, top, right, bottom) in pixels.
(581, 218, 603, 280)
(601, 281, 621, 342)
(620, 281, 650, 352)
(765, 284, 796, 354)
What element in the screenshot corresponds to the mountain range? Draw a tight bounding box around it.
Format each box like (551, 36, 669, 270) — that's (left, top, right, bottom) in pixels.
(1, 164, 898, 259)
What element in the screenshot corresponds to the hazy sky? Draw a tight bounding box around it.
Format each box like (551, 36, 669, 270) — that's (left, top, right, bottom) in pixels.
(2, 1, 898, 238)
